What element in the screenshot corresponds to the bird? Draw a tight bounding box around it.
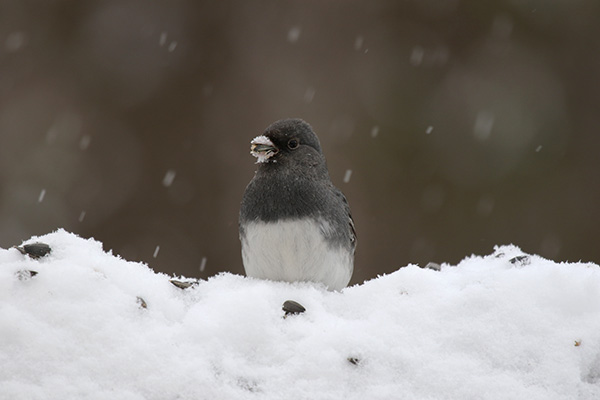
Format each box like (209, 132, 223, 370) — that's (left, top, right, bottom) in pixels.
(239, 118, 356, 291)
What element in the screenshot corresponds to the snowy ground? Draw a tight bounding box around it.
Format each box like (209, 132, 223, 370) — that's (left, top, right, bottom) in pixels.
(1, 230, 599, 400)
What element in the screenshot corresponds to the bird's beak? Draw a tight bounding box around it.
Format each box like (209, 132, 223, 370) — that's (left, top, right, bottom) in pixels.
(250, 135, 278, 163)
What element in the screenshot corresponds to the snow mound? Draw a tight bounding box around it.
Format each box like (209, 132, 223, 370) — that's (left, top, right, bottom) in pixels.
(1, 230, 600, 400)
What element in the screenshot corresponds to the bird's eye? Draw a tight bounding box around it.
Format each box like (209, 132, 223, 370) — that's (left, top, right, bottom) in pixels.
(287, 138, 299, 149)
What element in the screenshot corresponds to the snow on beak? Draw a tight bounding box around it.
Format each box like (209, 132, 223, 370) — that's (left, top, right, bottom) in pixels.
(250, 135, 278, 163)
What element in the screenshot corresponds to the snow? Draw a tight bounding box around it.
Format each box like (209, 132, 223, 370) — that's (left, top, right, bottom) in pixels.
(303, 86, 316, 103)
(354, 36, 364, 51)
(410, 46, 425, 66)
(162, 169, 177, 187)
(79, 135, 92, 150)
(1, 230, 600, 400)
(343, 169, 353, 183)
(250, 135, 277, 163)
(370, 125, 379, 138)
(5, 31, 26, 52)
(474, 111, 495, 141)
(287, 27, 301, 43)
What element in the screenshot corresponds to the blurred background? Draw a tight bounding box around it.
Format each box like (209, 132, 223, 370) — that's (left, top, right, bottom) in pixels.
(1, 0, 599, 285)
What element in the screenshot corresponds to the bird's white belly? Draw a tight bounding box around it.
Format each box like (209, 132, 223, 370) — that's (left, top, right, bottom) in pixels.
(241, 219, 352, 291)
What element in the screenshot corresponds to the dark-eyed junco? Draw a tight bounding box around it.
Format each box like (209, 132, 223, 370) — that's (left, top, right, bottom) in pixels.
(239, 119, 356, 291)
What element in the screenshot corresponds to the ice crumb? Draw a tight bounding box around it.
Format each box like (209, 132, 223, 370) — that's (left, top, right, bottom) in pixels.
(287, 26, 301, 43)
(251, 135, 272, 146)
(162, 170, 176, 187)
(251, 135, 277, 163)
(38, 189, 46, 203)
(153, 246, 160, 258)
(343, 169, 352, 183)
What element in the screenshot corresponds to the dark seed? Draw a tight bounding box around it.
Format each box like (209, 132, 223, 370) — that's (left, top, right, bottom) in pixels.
(14, 243, 51, 259)
(347, 357, 361, 366)
(136, 296, 147, 309)
(16, 270, 38, 280)
(509, 255, 530, 266)
(169, 279, 199, 290)
(282, 300, 305, 316)
(424, 262, 441, 271)
(237, 378, 259, 393)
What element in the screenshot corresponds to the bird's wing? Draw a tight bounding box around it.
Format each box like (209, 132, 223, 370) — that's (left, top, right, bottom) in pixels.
(332, 187, 356, 248)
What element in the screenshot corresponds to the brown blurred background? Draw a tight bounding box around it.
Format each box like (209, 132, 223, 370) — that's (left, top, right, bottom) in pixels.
(1, 0, 599, 285)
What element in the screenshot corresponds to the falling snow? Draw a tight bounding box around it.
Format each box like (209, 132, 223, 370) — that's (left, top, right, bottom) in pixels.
(354, 35, 364, 51)
(474, 111, 495, 141)
(38, 189, 46, 203)
(304, 87, 315, 103)
(287, 26, 301, 43)
(343, 169, 353, 183)
(410, 46, 425, 66)
(162, 169, 177, 187)
(5, 31, 26, 52)
(79, 135, 91, 150)
(153, 245, 160, 258)
(370, 126, 379, 138)
(46, 127, 58, 144)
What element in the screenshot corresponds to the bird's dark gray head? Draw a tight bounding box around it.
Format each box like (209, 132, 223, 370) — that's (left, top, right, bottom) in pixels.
(250, 119, 324, 167)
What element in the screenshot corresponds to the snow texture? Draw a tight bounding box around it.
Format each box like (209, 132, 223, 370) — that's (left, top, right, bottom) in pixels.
(1, 230, 600, 400)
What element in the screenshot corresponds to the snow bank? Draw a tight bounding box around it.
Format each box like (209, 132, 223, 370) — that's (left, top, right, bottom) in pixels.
(1, 230, 599, 400)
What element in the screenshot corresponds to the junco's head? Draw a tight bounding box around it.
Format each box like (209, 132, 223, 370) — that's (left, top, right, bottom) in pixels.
(250, 119, 324, 168)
